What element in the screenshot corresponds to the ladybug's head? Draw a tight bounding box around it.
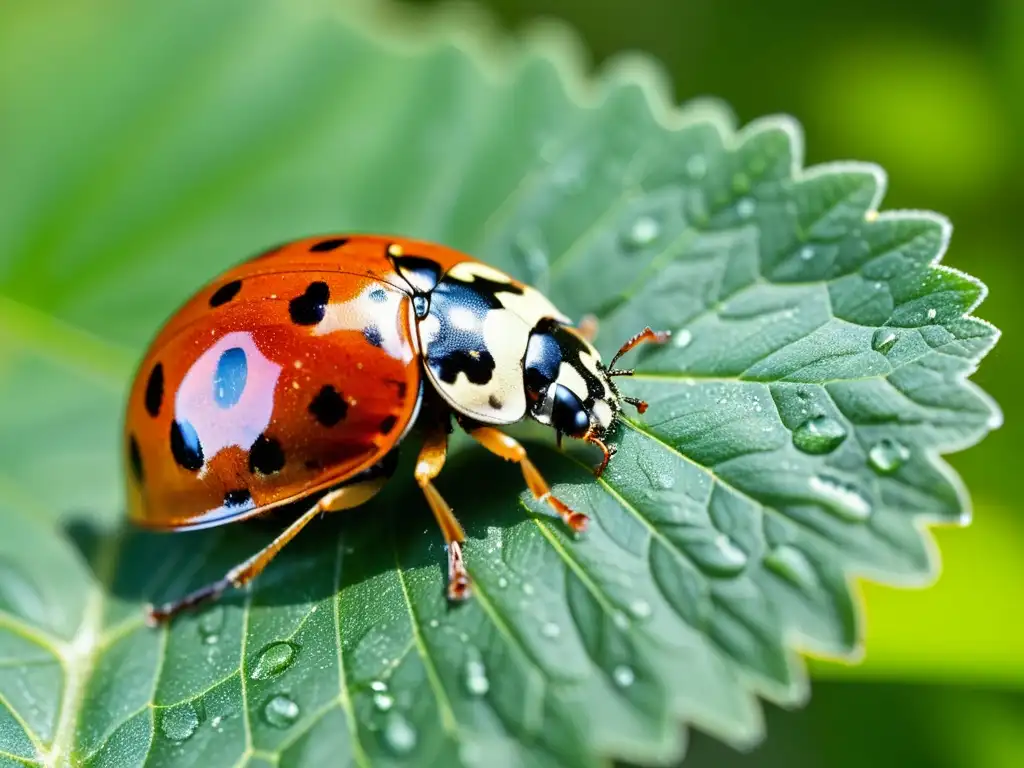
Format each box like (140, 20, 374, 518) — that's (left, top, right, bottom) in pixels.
(523, 319, 660, 475)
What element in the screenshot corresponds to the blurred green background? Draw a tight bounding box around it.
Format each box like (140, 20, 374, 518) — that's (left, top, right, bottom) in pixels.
(397, 0, 1023, 765)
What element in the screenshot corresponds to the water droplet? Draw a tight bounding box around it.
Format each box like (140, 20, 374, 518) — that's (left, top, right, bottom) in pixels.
(672, 328, 693, 349)
(792, 415, 847, 455)
(764, 546, 818, 592)
(262, 694, 300, 729)
(161, 702, 200, 742)
(629, 599, 652, 619)
(463, 658, 490, 696)
(927, 308, 937, 320)
(809, 475, 872, 521)
(428, 619, 439, 628)
(623, 216, 660, 249)
(250, 641, 299, 680)
(384, 713, 418, 754)
(612, 665, 635, 688)
(737, 198, 756, 218)
(197, 606, 224, 645)
(799, 246, 815, 260)
(211, 715, 224, 731)
(868, 438, 911, 474)
(541, 622, 561, 639)
(685, 154, 707, 179)
(872, 328, 897, 353)
(371, 682, 394, 712)
(523, 583, 535, 596)
(497, 577, 508, 589)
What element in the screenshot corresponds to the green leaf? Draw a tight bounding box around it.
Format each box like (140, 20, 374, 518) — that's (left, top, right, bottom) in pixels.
(0, 0, 1000, 766)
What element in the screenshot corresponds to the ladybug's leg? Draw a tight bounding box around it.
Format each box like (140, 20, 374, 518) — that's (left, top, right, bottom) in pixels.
(414, 424, 471, 601)
(576, 313, 599, 342)
(608, 326, 672, 371)
(467, 426, 589, 532)
(146, 478, 387, 625)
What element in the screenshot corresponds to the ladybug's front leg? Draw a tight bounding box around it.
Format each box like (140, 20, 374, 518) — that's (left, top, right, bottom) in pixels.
(467, 426, 589, 532)
(414, 422, 472, 601)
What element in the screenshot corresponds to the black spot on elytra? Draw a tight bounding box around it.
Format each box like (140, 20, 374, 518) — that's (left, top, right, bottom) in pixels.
(309, 385, 348, 427)
(310, 238, 348, 252)
(368, 288, 388, 303)
(488, 394, 503, 410)
(213, 347, 247, 408)
(363, 326, 382, 347)
(289, 281, 330, 325)
(128, 435, 143, 482)
(249, 434, 285, 475)
(379, 415, 398, 434)
(144, 363, 163, 417)
(209, 280, 242, 307)
(224, 489, 251, 507)
(170, 420, 203, 471)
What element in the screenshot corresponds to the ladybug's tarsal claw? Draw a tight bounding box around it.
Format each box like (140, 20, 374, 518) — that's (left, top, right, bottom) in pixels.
(567, 511, 589, 533)
(623, 396, 649, 414)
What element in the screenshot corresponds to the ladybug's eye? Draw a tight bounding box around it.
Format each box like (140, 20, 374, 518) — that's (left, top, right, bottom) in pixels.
(551, 385, 589, 437)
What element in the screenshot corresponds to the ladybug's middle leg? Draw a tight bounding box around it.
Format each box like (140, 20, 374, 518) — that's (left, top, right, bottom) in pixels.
(467, 426, 589, 532)
(414, 422, 472, 601)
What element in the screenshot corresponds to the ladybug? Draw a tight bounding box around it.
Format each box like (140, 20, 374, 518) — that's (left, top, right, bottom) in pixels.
(124, 235, 669, 623)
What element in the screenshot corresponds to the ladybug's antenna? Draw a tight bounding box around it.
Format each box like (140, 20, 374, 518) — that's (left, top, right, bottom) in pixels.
(608, 326, 672, 369)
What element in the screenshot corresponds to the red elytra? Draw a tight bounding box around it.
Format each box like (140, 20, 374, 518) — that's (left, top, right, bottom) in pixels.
(124, 234, 669, 623)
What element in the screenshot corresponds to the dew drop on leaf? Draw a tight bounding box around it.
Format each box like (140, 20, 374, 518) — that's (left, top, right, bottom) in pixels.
(250, 641, 299, 680)
(622, 216, 660, 249)
(808, 475, 873, 521)
(872, 328, 898, 353)
(792, 415, 847, 454)
(672, 328, 693, 349)
(371, 682, 394, 712)
(463, 658, 490, 697)
(160, 702, 200, 742)
(384, 713, 418, 754)
(613, 666, 635, 688)
(541, 622, 561, 639)
(764, 546, 819, 592)
(683, 534, 749, 577)
(629, 599, 652, 620)
(927, 307, 937, 320)
(497, 577, 508, 589)
(197, 605, 224, 645)
(737, 198, 755, 218)
(868, 438, 911, 474)
(799, 246, 815, 260)
(262, 694, 300, 729)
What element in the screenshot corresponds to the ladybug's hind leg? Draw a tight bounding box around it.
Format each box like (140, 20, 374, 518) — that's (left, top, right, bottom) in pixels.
(146, 476, 388, 625)
(414, 423, 471, 601)
(467, 426, 589, 532)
